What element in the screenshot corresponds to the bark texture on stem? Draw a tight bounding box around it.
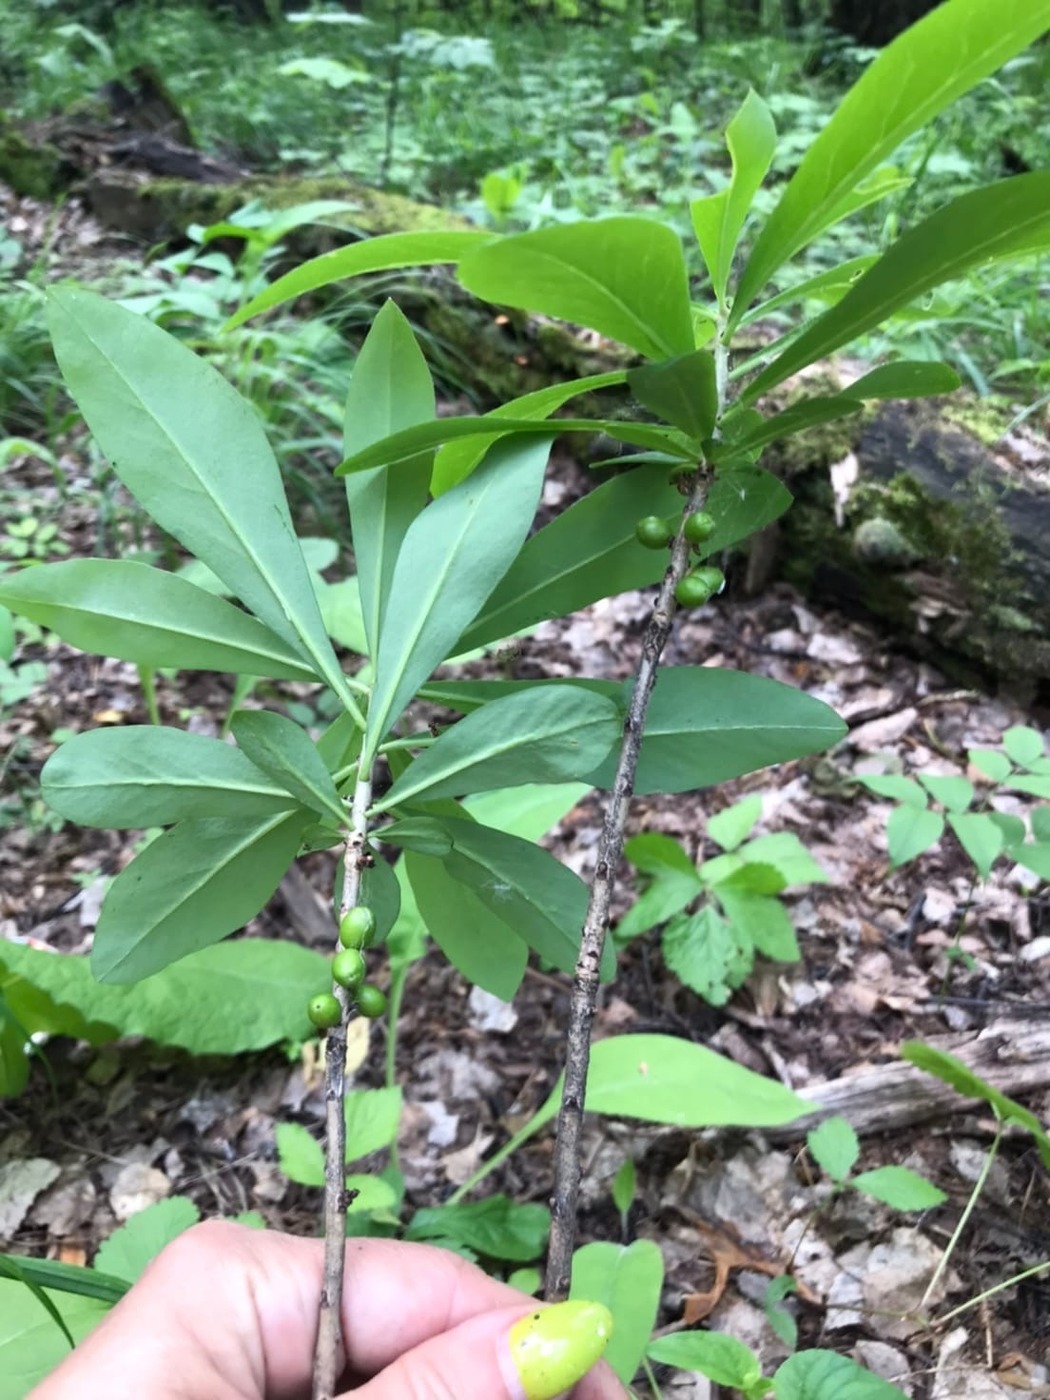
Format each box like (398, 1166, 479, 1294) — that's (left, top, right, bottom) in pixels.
(312, 771, 373, 1400)
(544, 472, 710, 1301)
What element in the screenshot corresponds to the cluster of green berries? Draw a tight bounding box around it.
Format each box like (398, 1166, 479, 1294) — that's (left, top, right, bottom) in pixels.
(634, 510, 725, 609)
(306, 905, 388, 1030)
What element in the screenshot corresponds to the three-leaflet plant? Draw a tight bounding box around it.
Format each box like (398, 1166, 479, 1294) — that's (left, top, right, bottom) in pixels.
(1, 2, 1048, 1396)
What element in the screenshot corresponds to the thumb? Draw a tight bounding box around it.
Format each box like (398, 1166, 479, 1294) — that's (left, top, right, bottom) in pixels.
(349, 1299, 622, 1400)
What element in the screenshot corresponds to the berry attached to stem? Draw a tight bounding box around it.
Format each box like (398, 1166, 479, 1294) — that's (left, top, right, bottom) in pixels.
(332, 948, 366, 990)
(683, 510, 716, 545)
(339, 905, 376, 949)
(634, 515, 673, 550)
(355, 984, 388, 1019)
(674, 566, 725, 609)
(307, 992, 342, 1031)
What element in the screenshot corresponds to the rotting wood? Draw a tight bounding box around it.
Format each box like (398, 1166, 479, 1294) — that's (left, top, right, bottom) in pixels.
(764, 1018, 1050, 1142)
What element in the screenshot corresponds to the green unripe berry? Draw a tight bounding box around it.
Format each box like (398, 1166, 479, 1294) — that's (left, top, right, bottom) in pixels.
(634, 515, 673, 550)
(307, 992, 342, 1030)
(355, 984, 388, 1019)
(332, 948, 366, 990)
(674, 566, 725, 609)
(683, 510, 716, 545)
(339, 905, 376, 949)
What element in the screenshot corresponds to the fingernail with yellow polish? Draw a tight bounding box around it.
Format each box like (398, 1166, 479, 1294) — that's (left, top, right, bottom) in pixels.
(508, 1300, 614, 1400)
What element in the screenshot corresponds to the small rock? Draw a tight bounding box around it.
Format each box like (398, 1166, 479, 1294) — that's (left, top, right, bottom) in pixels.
(419, 1100, 460, 1148)
(109, 1163, 171, 1221)
(30, 1176, 97, 1238)
(1020, 935, 1050, 963)
(850, 708, 919, 752)
(854, 1340, 914, 1395)
(467, 986, 519, 1034)
(0, 1158, 61, 1242)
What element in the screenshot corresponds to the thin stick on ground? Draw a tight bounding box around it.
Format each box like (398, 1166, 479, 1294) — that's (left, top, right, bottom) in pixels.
(544, 470, 710, 1301)
(313, 768, 373, 1400)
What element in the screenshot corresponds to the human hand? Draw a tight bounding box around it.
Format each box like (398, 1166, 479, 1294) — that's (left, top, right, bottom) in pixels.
(28, 1220, 626, 1400)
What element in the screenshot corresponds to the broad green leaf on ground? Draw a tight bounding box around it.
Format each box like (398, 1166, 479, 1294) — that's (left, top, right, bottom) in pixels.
(692, 468, 792, 561)
(0, 560, 318, 680)
(947, 812, 1004, 880)
(345, 1087, 403, 1164)
(364, 435, 550, 764)
(404, 850, 528, 999)
(378, 686, 619, 810)
(743, 174, 1050, 400)
(406, 1196, 549, 1262)
(276, 1122, 324, 1187)
(0, 937, 328, 1054)
(436, 817, 612, 980)
(626, 833, 698, 878)
(344, 1175, 399, 1217)
(692, 88, 776, 302)
(91, 811, 311, 983)
(918, 775, 974, 812)
(42, 727, 298, 828)
(647, 1331, 765, 1395)
(1003, 725, 1045, 768)
(0, 1001, 30, 1098)
(431, 373, 627, 495)
(901, 1042, 1050, 1167)
(886, 805, 944, 867)
(224, 230, 496, 329)
(967, 749, 1012, 783)
(337, 414, 690, 477)
(851, 1166, 946, 1210)
(47, 289, 350, 705)
(616, 874, 701, 941)
(231, 710, 346, 827)
(456, 463, 683, 652)
(731, 833, 828, 887)
(708, 797, 764, 851)
(586, 1033, 806, 1127)
(774, 1348, 908, 1400)
(807, 1115, 859, 1183)
(93, 1198, 200, 1285)
(860, 774, 926, 807)
(570, 1240, 663, 1386)
(1014, 843, 1050, 879)
(457, 217, 695, 361)
(731, 0, 1050, 323)
(628, 349, 717, 440)
(0, 1285, 110, 1397)
(585, 668, 846, 794)
(343, 301, 434, 657)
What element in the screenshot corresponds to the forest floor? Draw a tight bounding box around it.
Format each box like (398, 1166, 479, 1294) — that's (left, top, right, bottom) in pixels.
(2, 190, 1050, 1400)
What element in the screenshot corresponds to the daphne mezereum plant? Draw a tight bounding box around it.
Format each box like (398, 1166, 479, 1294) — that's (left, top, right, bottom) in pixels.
(1, 1, 1048, 1395)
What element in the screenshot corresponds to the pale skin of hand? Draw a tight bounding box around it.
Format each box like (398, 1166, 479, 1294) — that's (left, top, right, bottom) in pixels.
(28, 1220, 627, 1400)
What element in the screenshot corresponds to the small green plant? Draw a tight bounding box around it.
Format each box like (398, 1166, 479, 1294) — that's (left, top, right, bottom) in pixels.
(806, 1114, 946, 1211)
(616, 797, 828, 1006)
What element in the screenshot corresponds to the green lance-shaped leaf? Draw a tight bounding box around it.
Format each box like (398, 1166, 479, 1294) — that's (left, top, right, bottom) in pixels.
(0, 937, 330, 1056)
(692, 88, 776, 303)
(344, 301, 434, 657)
(231, 709, 346, 828)
(0, 560, 318, 680)
(714, 396, 864, 458)
(377, 686, 620, 811)
(93, 1198, 200, 1285)
(455, 463, 683, 653)
(731, 0, 1050, 325)
(363, 434, 550, 765)
(337, 414, 692, 477)
(628, 349, 717, 440)
(47, 289, 350, 705)
(742, 173, 1050, 400)
(404, 850, 528, 1000)
(41, 726, 302, 827)
(457, 217, 695, 361)
(435, 816, 615, 980)
(739, 254, 879, 325)
(846, 360, 961, 400)
(224, 229, 497, 329)
(91, 810, 312, 984)
(430, 372, 627, 495)
(586, 667, 846, 795)
(0, 1254, 128, 1305)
